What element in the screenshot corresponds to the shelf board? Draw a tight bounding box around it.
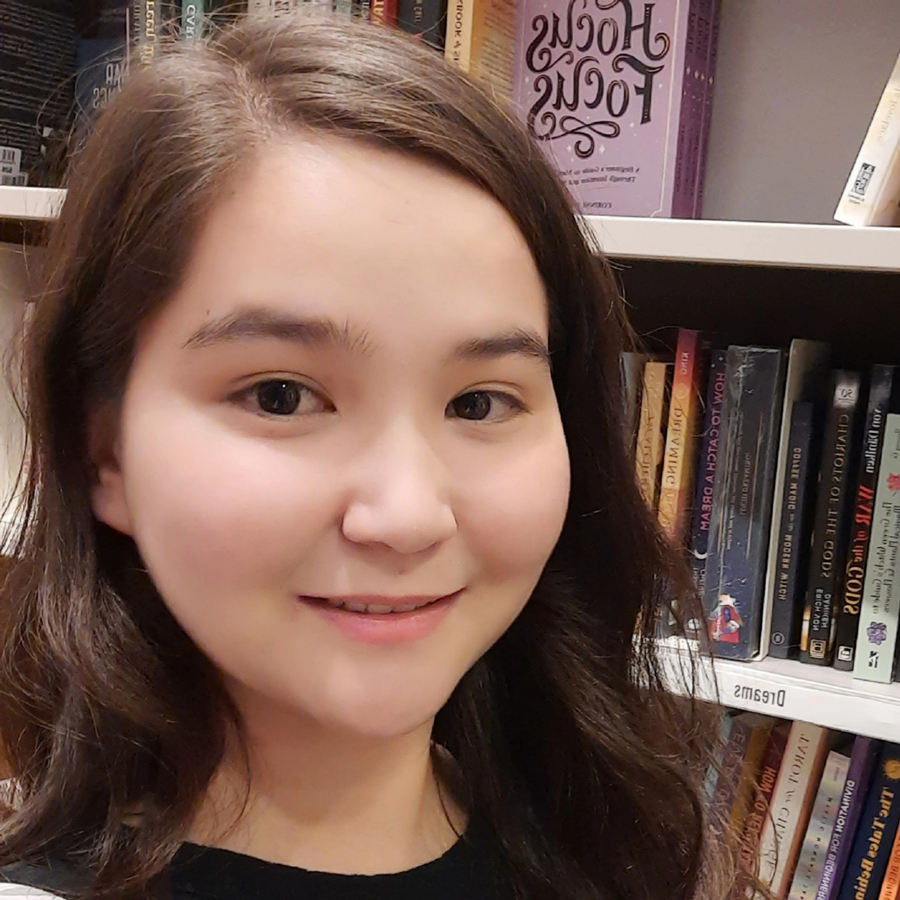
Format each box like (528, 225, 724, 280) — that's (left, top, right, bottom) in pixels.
(0, 186, 65, 221)
(586, 216, 900, 273)
(661, 640, 900, 743)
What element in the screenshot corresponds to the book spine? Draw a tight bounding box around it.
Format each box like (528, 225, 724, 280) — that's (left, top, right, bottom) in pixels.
(397, 0, 448, 50)
(729, 717, 775, 839)
(818, 737, 881, 900)
(878, 828, 900, 900)
(790, 750, 852, 900)
(469, 0, 517, 106)
(742, 724, 790, 871)
(704, 346, 786, 660)
(352, 0, 372, 19)
(444, 0, 474, 71)
(801, 372, 863, 665)
(181, 0, 205, 39)
(835, 49, 900, 227)
(659, 329, 704, 544)
(769, 401, 817, 658)
(621, 352, 649, 455)
(710, 715, 752, 838)
(759, 721, 831, 899)
(835, 367, 897, 670)
(689, 348, 727, 605)
(635, 361, 671, 513)
(853, 413, 900, 683)
(692, 0, 720, 218)
(671, 0, 704, 218)
(836, 743, 900, 900)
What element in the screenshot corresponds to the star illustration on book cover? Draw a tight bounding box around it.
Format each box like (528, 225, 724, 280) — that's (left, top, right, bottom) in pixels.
(888, 472, 900, 492)
(709, 594, 743, 644)
(867, 621, 888, 646)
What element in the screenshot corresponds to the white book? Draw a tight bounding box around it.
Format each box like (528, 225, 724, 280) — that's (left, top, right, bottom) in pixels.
(758, 721, 830, 899)
(763, 339, 829, 659)
(788, 749, 850, 900)
(853, 412, 900, 683)
(835, 48, 900, 226)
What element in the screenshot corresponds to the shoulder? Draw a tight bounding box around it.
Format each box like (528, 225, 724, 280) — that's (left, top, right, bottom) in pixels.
(0, 859, 87, 900)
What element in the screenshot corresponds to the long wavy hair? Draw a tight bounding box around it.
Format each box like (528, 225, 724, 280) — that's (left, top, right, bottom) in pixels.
(0, 13, 732, 900)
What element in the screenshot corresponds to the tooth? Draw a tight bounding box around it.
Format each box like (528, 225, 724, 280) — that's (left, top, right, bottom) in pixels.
(325, 598, 345, 608)
(366, 604, 393, 614)
(345, 602, 367, 613)
(394, 604, 417, 613)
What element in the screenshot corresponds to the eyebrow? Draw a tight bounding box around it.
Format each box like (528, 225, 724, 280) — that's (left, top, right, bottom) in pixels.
(182, 307, 550, 367)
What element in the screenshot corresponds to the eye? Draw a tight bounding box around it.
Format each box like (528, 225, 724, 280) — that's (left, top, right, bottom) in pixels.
(233, 379, 332, 417)
(447, 390, 525, 422)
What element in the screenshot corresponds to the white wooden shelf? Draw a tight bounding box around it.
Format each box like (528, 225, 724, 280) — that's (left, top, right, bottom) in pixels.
(661, 641, 900, 744)
(586, 216, 900, 273)
(0, 186, 65, 221)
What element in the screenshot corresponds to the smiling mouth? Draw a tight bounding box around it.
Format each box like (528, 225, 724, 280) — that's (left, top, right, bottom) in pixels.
(300, 593, 457, 615)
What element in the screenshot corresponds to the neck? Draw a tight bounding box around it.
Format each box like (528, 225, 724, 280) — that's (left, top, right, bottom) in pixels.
(185, 686, 463, 875)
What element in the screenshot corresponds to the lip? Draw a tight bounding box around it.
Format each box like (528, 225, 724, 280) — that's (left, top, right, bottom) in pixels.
(298, 590, 463, 645)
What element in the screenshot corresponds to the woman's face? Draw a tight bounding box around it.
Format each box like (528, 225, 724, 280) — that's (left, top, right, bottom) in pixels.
(92, 137, 570, 738)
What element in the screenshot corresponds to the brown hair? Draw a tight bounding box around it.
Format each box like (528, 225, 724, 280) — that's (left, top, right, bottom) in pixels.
(0, 13, 733, 900)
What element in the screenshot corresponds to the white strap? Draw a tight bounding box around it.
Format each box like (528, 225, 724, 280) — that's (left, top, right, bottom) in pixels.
(0, 884, 65, 900)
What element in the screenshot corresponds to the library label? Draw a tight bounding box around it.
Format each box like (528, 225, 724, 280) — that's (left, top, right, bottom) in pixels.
(733, 683, 787, 708)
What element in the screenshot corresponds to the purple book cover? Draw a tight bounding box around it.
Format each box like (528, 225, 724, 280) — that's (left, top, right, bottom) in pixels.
(510, 0, 696, 217)
(815, 736, 880, 900)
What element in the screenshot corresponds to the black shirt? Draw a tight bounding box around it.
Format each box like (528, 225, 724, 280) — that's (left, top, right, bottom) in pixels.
(167, 835, 506, 900)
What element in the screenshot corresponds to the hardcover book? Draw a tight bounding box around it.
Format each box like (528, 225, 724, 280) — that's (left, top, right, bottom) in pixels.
(836, 742, 900, 900)
(766, 339, 829, 659)
(853, 410, 900, 684)
(658, 329, 706, 546)
(742, 723, 791, 872)
(758, 721, 831, 900)
(800, 372, 863, 666)
(789, 749, 851, 900)
(834, 367, 898, 671)
(689, 347, 727, 610)
(703, 346, 786, 660)
(817, 737, 880, 900)
(509, 0, 719, 216)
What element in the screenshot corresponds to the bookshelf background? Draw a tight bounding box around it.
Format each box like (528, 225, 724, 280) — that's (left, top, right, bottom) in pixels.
(2, 0, 900, 746)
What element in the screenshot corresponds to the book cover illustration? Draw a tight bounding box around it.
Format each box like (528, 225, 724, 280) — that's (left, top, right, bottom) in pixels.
(510, 0, 710, 216)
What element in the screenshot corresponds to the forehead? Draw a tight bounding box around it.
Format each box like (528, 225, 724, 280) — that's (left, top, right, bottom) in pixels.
(155, 134, 549, 349)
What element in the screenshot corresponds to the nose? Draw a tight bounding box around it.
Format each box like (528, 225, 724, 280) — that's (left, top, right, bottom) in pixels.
(341, 425, 458, 555)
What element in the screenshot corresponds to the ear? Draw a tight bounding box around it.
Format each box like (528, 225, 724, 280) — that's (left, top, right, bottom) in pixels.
(87, 402, 133, 536)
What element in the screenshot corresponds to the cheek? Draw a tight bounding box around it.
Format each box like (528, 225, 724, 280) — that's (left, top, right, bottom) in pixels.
(455, 426, 570, 579)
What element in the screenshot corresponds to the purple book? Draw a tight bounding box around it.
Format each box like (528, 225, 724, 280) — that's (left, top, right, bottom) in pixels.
(815, 736, 880, 900)
(510, 0, 706, 217)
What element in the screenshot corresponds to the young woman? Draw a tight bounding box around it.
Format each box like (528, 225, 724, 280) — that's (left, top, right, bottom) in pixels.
(0, 12, 731, 900)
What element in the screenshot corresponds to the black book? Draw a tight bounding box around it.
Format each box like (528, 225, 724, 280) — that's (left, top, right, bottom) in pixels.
(834, 365, 898, 670)
(800, 371, 864, 666)
(703, 346, 786, 660)
(768, 401, 819, 658)
(397, 0, 447, 50)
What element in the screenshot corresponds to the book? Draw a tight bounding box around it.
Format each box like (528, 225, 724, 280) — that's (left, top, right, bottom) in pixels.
(742, 723, 791, 871)
(704, 711, 735, 807)
(692, 0, 721, 218)
(853, 408, 900, 684)
(817, 737, 881, 900)
(769, 402, 819, 659)
(758, 721, 831, 900)
(704, 346, 786, 660)
(727, 713, 776, 842)
(352, 0, 373, 20)
(509, 0, 719, 217)
(789, 749, 851, 900)
(835, 47, 900, 227)
(835, 367, 898, 671)
(74, 0, 130, 131)
(836, 742, 900, 900)
(621, 351, 650, 454)
(181, 0, 205, 39)
(689, 347, 727, 610)
(800, 372, 863, 666)
(397, 0, 448, 50)
(371, 0, 399, 26)
(658, 329, 706, 546)
(879, 825, 900, 900)
(767, 339, 830, 659)
(0, 0, 76, 186)
(444, 0, 516, 103)
(635, 361, 671, 512)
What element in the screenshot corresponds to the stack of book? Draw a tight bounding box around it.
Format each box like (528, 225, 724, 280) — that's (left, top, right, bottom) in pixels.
(629, 331, 900, 684)
(711, 713, 900, 900)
